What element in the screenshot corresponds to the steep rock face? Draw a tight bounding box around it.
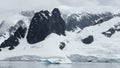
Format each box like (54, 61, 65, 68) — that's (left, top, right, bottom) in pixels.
(26, 10, 50, 44)
(49, 8, 66, 36)
(66, 12, 114, 31)
(0, 19, 27, 51)
(27, 8, 66, 44)
(0, 26, 27, 51)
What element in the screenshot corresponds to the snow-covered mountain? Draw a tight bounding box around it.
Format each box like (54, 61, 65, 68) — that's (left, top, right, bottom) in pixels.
(0, 6, 120, 63)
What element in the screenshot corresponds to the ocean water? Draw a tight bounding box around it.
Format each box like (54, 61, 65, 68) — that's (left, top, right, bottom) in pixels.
(0, 61, 119, 68)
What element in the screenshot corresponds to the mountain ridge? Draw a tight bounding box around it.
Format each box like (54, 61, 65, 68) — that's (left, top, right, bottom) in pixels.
(0, 7, 120, 63)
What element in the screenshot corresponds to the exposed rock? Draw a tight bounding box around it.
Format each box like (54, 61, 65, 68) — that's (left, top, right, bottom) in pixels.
(66, 12, 113, 31)
(0, 26, 27, 50)
(81, 35, 94, 44)
(26, 10, 50, 44)
(49, 8, 66, 36)
(102, 28, 115, 37)
(102, 23, 120, 37)
(27, 8, 66, 44)
(59, 42, 66, 50)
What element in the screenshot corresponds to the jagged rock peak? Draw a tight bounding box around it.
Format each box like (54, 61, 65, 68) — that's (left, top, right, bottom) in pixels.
(27, 8, 66, 44)
(52, 8, 61, 16)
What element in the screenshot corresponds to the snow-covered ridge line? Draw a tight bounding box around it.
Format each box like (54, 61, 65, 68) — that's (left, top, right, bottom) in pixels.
(1, 8, 120, 63)
(59, 6, 120, 15)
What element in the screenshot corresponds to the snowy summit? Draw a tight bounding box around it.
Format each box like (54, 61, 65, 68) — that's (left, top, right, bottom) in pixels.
(0, 6, 120, 63)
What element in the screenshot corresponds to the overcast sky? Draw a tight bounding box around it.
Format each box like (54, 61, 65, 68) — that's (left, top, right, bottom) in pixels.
(59, 0, 120, 7)
(0, 0, 120, 10)
(0, 0, 120, 22)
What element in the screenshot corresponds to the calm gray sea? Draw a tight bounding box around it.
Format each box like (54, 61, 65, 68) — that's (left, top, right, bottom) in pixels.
(0, 61, 119, 68)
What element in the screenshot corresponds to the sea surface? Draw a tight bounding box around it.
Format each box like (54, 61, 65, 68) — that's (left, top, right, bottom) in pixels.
(0, 61, 119, 68)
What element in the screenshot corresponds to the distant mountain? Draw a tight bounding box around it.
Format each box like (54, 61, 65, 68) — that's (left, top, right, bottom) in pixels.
(27, 8, 66, 44)
(0, 7, 120, 63)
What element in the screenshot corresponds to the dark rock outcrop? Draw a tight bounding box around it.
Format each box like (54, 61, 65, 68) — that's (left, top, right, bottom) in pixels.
(49, 8, 66, 36)
(0, 26, 27, 50)
(66, 12, 113, 31)
(27, 8, 66, 44)
(0, 8, 66, 51)
(59, 42, 66, 50)
(102, 28, 115, 37)
(81, 35, 94, 44)
(102, 22, 120, 37)
(26, 10, 50, 44)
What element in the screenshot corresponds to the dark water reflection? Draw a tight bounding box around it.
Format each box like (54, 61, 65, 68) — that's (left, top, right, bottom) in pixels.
(0, 61, 120, 68)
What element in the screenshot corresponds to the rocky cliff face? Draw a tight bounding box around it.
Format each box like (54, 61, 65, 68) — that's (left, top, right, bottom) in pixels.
(0, 8, 119, 52)
(0, 23, 27, 51)
(0, 8, 66, 50)
(66, 12, 114, 31)
(27, 8, 66, 44)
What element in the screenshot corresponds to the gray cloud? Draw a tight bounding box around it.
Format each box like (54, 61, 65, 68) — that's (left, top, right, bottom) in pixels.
(59, 0, 99, 7)
(59, 0, 120, 7)
(0, 0, 120, 22)
(0, 0, 61, 21)
(0, 0, 120, 11)
(0, 0, 61, 10)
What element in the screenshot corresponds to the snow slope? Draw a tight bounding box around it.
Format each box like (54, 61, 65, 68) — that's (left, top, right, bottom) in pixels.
(0, 14, 30, 45)
(64, 17, 120, 58)
(1, 7, 120, 63)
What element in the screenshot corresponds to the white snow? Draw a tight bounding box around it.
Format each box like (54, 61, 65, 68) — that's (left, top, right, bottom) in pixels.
(1, 8, 120, 63)
(59, 5, 120, 15)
